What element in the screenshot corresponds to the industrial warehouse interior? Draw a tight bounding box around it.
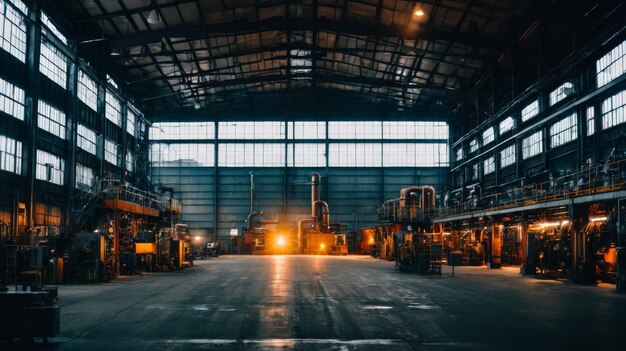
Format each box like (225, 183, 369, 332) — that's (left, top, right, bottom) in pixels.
(1, 0, 626, 350)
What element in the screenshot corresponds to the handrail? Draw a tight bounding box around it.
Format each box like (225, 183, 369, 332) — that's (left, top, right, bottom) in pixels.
(432, 159, 626, 219)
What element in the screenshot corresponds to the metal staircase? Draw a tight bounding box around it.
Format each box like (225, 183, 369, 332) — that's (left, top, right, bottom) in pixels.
(71, 180, 103, 231)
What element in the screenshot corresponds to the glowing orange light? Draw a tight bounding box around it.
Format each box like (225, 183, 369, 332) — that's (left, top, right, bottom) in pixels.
(368, 237, 375, 244)
(277, 236, 285, 246)
(320, 243, 325, 249)
(414, 9, 425, 16)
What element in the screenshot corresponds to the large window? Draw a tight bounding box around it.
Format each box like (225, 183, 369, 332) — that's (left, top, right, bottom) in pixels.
(550, 113, 578, 147)
(601, 90, 626, 130)
(483, 156, 495, 175)
(36, 150, 64, 185)
(0, 0, 27, 62)
(383, 143, 448, 167)
(75, 163, 94, 190)
(330, 143, 381, 167)
(456, 147, 463, 162)
(125, 151, 133, 172)
(0, 76, 25, 120)
(78, 70, 98, 111)
(39, 40, 67, 88)
(472, 163, 479, 180)
(482, 127, 495, 145)
(469, 138, 479, 153)
(597, 40, 626, 88)
(522, 131, 543, 159)
(288, 122, 325, 139)
(521, 100, 540, 122)
(37, 100, 66, 139)
(586, 106, 595, 136)
(287, 143, 325, 167)
(150, 143, 214, 167)
(77, 124, 97, 155)
(382, 121, 448, 139)
(219, 122, 284, 140)
(328, 122, 381, 139)
(549, 82, 574, 106)
(41, 12, 67, 45)
(0, 134, 22, 174)
(104, 139, 119, 166)
(499, 116, 514, 134)
(105, 90, 122, 126)
(500, 145, 516, 169)
(218, 143, 284, 167)
(150, 122, 214, 140)
(126, 108, 136, 137)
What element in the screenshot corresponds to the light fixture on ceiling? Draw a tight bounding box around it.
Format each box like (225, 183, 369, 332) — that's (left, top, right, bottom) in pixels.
(110, 48, 122, 56)
(147, 1, 161, 24)
(194, 101, 201, 110)
(414, 9, 425, 17)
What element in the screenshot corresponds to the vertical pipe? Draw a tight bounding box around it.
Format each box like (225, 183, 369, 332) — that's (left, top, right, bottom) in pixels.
(311, 172, 320, 218)
(249, 171, 254, 214)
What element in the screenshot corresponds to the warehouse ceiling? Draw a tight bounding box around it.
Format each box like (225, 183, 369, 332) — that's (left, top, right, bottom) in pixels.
(52, 0, 542, 119)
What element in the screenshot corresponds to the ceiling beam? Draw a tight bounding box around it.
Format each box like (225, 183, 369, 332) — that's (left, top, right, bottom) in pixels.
(75, 0, 198, 24)
(105, 17, 506, 50)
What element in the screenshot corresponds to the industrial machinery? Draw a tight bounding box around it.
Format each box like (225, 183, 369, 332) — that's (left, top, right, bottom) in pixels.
(525, 220, 572, 278)
(297, 173, 347, 255)
(157, 223, 193, 270)
(375, 186, 443, 274)
(573, 204, 618, 284)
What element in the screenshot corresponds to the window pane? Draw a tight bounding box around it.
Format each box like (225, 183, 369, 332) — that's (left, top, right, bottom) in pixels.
(150, 122, 214, 140)
(150, 143, 214, 167)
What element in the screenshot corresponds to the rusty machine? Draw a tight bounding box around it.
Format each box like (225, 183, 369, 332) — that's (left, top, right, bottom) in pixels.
(376, 186, 442, 274)
(297, 173, 347, 255)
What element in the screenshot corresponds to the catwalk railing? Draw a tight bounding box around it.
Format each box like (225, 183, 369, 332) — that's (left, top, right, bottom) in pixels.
(434, 159, 626, 219)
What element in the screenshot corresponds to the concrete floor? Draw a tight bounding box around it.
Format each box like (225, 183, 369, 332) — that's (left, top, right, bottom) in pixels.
(13, 255, 626, 350)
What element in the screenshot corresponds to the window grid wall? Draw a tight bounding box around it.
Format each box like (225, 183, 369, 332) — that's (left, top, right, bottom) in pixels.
(288, 122, 325, 139)
(597, 40, 626, 88)
(218, 143, 285, 167)
(482, 127, 495, 145)
(483, 156, 495, 175)
(75, 163, 94, 190)
(0, 134, 22, 174)
(127, 109, 136, 137)
(521, 100, 540, 122)
(382, 121, 448, 139)
(0, 77, 25, 120)
(36, 150, 64, 185)
(78, 70, 98, 111)
(0, 0, 27, 62)
(330, 143, 382, 167)
(499, 116, 514, 134)
(383, 143, 448, 167)
(105, 91, 122, 126)
(150, 143, 214, 167)
(219, 122, 284, 140)
(41, 12, 67, 45)
(150, 122, 214, 140)
(37, 100, 66, 139)
(601, 90, 626, 130)
(39, 40, 67, 88)
(77, 124, 97, 155)
(287, 143, 325, 167)
(104, 139, 119, 166)
(549, 82, 574, 106)
(550, 112, 578, 147)
(587, 106, 595, 136)
(469, 138, 479, 153)
(522, 131, 543, 159)
(500, 145, 516, 168)
(328, 122, 381, 139)
(125, 151, 133, 172)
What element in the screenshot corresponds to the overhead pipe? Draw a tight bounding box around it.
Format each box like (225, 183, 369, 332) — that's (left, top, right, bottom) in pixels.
(313, 200, 330, 230)
(249, 171, 255, 213)
(246, 210, 264, 231)
(399, 186, 425, 209)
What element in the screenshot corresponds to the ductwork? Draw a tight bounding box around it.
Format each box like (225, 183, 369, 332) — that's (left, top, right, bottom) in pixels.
(313, 200, 330, 230)
(246, 210, 264, 231)
(399, 186, 436, 210)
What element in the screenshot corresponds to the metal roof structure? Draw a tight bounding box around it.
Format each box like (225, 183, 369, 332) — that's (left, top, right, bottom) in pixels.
(51, 0, 544, 119)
